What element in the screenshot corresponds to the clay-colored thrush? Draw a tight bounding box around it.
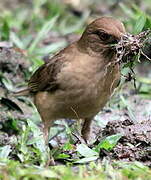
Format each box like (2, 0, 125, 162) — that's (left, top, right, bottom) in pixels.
(17, 17, 126, 144)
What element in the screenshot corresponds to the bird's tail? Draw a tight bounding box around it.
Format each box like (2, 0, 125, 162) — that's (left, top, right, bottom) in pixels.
(13, 88, 30, 96)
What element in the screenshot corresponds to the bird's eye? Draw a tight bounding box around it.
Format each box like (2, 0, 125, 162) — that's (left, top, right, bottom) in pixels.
(93, 30, 111, 41)
(92, 30, 119, 44)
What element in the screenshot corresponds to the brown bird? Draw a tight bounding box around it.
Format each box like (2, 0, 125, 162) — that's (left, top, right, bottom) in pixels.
(17, 17, 126, 145)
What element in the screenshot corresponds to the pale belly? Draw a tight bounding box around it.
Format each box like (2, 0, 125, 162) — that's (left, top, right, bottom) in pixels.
(53, 92, 110, 119)
(38, 83, 118, 120)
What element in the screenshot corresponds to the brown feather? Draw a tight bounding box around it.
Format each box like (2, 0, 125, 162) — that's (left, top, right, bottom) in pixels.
(28, 52, 65, 93)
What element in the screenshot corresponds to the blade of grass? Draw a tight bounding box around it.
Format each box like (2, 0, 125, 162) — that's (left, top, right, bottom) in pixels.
(27, 119, 45, 153)
(136, 76, 151, 84)
(133, 14, 146, 34)
(10, 32, 25, 49)
(120, 95, 136, 122)
(76, 156, 98, 164)
(119, 3, 135, 18)
(28, 15, 59, 53)
(59, 10, 90, 35)
(33, 41, 67, 56)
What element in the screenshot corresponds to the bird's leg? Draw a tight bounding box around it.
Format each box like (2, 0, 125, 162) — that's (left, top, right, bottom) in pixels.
(34, 93, 55, 166)
(42, 119, 55, 166)
(37, 110, 55, 165)
(81, 117, 93, 143)
(43, 121, 50, 146)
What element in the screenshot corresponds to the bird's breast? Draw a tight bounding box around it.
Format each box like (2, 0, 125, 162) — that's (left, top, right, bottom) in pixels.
(54, 58, 120, 119)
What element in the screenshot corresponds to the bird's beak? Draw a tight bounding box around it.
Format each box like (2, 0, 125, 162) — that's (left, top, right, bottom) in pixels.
(110, 33, 126, 49)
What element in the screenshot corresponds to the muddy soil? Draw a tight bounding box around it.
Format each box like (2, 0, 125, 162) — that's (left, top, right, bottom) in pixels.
(94, 118, 151, 166)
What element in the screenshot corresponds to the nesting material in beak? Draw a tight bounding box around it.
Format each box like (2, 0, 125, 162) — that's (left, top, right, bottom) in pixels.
(115, 29, 151, 64)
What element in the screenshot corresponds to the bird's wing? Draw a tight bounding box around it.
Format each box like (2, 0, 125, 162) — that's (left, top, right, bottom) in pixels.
(28, 52, 65, 93)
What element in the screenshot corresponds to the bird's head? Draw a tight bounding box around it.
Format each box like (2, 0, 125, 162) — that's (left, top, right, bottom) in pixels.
(78, 17, 126, 56)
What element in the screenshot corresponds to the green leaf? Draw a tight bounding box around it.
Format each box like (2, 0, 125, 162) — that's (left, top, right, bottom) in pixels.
(0, 145, 11, 159)
(119, 3, 135, 18)
(63, 142, 74, 151)
(120, 95, 136, 122)
(137, 76, 151, 84)
(77, 144, 98, 157)
(56, 153, 70, 159)
(133, 14, 146, 34)
(10, 32, 25, 49)
(29, 57, 44, 71)
(28, 15, 58, 53)
(95, 134, 122, 152)
(27, 119, 46, 153)
(59, 11, 89, 35)
(122, 61, 134, 69)
(1, 76, 14, 91)
(75, 156, 98, 164)
(27, 119, 49, 164)
(33, 41, 67, 56)
(1, 20, 10, 41)
(145, 17, 151, 29)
